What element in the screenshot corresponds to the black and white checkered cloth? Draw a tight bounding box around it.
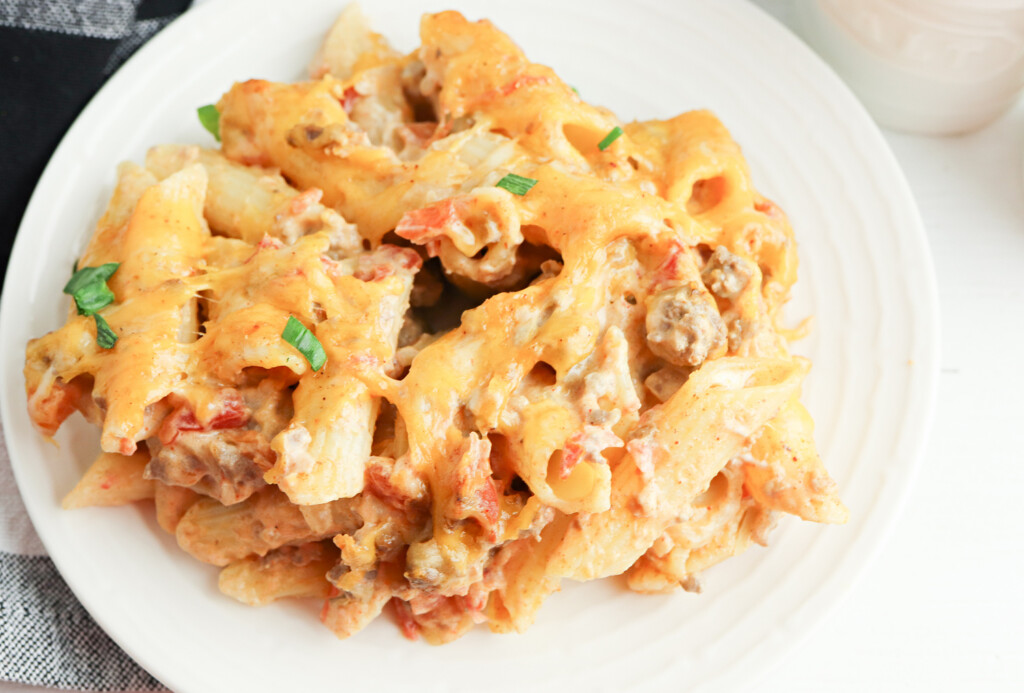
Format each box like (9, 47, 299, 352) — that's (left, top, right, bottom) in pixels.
(0, 2, 191, 688)
(0, 424, 167, 690)
(0, 0, 191, 283)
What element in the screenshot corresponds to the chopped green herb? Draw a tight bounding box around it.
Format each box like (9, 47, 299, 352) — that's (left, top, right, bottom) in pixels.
(72, 282, 115, 316)
(571, 85, 579, 95)
(282, 316, 326, 371)
(197, 104, 221, 142)
(496, 173, 538, 196)
(63, 262, 119, 295)
(94, 314, 118, 349)
(63, 262, 119, 316)
(598, 125, 623, 151)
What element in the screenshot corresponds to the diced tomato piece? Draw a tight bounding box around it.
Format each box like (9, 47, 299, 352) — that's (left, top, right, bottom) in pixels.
(158, 392, 249, 445)
(445, 436, 501, 540)
(754, 198, 783, 219)
(652, 239, 691, 286)
(209, 392, 248, 429)
(340, 86, 360, 114)
(26, 377, 85, 436)
(390, 598, 421, 641)
(558, 426, 622, 479)
(394, 200, 456, 250)
(286, 188, 322, 216)
(365, 459, 409, 511)
(499, 74, 549, 97)
(354, 245, 423, 281)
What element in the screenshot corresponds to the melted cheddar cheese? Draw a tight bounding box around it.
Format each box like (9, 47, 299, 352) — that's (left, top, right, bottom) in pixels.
(26, 7, 847, 644)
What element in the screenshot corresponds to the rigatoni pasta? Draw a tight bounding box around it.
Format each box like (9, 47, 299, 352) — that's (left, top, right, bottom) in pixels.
(24, 5, 847, 644)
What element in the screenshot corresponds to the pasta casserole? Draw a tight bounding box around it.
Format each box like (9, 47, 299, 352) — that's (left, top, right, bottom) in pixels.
(23, 5, 848, 644)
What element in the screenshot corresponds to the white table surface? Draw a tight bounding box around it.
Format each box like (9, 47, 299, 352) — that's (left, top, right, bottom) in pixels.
(4, 0, 1022, 691)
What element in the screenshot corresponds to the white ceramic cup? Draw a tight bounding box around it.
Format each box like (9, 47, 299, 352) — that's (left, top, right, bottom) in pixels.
(795, 0, 1024, 135)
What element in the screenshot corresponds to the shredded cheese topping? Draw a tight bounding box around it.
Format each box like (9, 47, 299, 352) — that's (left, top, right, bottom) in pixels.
(24, 7, 847, 644)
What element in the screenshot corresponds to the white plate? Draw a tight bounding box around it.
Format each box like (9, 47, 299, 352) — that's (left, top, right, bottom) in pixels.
(0, 0, 939, 691)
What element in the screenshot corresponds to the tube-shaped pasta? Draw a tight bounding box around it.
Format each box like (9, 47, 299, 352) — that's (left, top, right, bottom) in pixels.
(486, 515, 569, 633)
(268, 266, 416, 505)
(62, 450, 154, 509)
(743, 400, 849, 524)
(145, 145, 360, 253)
(218, 77, 399, 228)
(78, 162, 159, 269)
(24, 8, 847, 646)
(548, 357, 807, 580)
(219, 542, 338, 606)
(154, 482, 200, 534)
(176, 487, 343, 567)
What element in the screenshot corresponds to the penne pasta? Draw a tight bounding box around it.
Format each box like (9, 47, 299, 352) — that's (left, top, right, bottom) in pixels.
(62, 450, 154, 509)
(219, 542, 338, 606)
(25, 7, 845, 644)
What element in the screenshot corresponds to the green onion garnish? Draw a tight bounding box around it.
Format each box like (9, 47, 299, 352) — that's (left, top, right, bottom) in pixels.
(94, 314, 118, 349)
(496, 173, 538, 196)
(598, 126, 623, 151)
(64, 262, 119, 316)
(282, 316, 326, 371)
(72, 282, 115, 316)
(64, 262, 118, 295)
(197, 104, 221, 142)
